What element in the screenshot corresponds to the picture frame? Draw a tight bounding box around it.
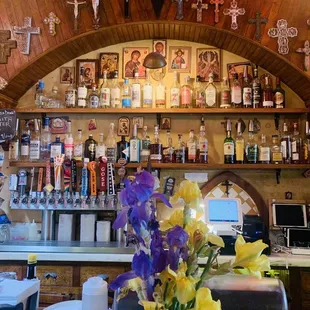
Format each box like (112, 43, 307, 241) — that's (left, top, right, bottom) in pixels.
(123, 47, 149, 79)
(161, 117, 171, 130)
(168, 46, 191, 73)
(118, 116, 130, 137)
(227, 62, 253, 86)
(197, 48, 221, 82)
(99, 53, 119, 79)
(132, 117, 144, 129)
(153, 39, 167, 58)
(76, 59, 99, 88)
(60, 67, 75, 84)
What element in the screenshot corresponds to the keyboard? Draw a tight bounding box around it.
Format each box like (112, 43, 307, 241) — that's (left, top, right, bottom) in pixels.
(291, 248, 310, 255)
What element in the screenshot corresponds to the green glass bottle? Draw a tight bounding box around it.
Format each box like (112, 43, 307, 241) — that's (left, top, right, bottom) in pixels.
(224, 119, 235, 164)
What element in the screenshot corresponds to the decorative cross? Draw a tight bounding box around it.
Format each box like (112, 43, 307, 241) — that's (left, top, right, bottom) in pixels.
(267, 19, 298, 55)
(92, 0, 100, 30)
(221, 180, 233, 197)
(248, 12, 268, 41)
(67, 0, 86, 32)
(172, 0, 189, 20)
(13, 17, 40, 55)
(210, 0, 224, 24)
(43, 12, 60, 36)
(223, 0, 245, 30)
(296, 40, 310, 71)
(191, 0, 208, 22)
(0, 30, 17, 64)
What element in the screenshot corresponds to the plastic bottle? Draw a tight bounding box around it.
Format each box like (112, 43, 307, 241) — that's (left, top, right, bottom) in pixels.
(28, 220, 37, 241)
(82, 277, 108, 310)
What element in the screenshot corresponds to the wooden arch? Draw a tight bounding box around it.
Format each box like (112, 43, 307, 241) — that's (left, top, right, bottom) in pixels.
(200, 171, 268, 228)
(1, 21, 310, 106)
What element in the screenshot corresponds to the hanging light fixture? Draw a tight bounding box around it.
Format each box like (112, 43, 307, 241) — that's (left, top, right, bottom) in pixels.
(143, 52, 167, 69)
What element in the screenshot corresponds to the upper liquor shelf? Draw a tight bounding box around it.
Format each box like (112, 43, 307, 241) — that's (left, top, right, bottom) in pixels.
(14, 108, 310, 115)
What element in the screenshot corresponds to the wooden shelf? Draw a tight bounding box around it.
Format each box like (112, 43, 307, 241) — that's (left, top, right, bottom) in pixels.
(15, 107, 310, 115)
(9, 161, 310, 170)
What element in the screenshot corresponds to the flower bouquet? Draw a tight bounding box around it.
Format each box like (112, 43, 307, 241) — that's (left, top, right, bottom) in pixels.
(110, 170, 270, 310)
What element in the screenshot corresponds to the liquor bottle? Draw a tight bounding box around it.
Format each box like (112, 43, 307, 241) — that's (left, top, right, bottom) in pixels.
(271, 135, 283, 164)
(77, 68, 88, 108)
(303, 121, 310, 164)
(220, 77, 231, 108)
(129, 124, 141, 163)
(224, 119, 235, 164)
(88, 83, 99, 108)
(96, 133, 106, 160)
(150, 125, 162, 163)
(163, 131, 175, 163)
(40, 117, 51, 160)
(231, 73, 242, 107)
(122, 78, 131, 108)
(35, 80, 46, 108)
(143, 69, 153, 108)
(175, 134, 186, 164)
(29, 119, 41, 162)
(258, 134, 270, 164)
(198, 124, 208, 163)
(64, 121, 74, 160)
(100, 70, 110, 108)
(9, 119, 19, 161)
(291, 122, 301, 164)
(252, 65, 261, 108)
(132, 70, 141, 108)
(273, 77, 285, 109)
(205, 74, 217, 108)
(186, 130, 198, 163)
(141, 126, 151, 162)
(155, 73, 166, 108)
(262, 76, 274, 108)
(20, 121, 31, 161)
(106, 123, 117, 163)
(73, 129, 83, 161)
(65, 82, 76, 108)
(245, 120, 258, 164)
(117, 136, 130, 162)
(170, 71, 180, 108)
(84, 134, 97, 162)
(181, 76, 192, 108)
(281, 123, 291, 164)
(242, 66, 252, 108)
(50, 136, 64, 161)
(110, 70, 121, 108)
(193, 76, 205, 108)
(235, 121, 244, 164)
(46, 86, 63, 108)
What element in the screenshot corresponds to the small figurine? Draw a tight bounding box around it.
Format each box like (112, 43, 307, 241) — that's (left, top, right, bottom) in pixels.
(296, 40, 310, 71)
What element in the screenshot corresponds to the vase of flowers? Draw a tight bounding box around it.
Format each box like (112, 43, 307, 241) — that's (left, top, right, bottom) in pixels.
(110, 171, 270, 310)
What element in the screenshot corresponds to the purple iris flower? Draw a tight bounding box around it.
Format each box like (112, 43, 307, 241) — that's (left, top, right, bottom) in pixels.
(112, 206, 131, 230)
(167, 247, 180, 271)
(167, 225, 189, 248)
(132, 251, 153, 280)
(109, 270, 137, 290)
(150, 230, 167, 273)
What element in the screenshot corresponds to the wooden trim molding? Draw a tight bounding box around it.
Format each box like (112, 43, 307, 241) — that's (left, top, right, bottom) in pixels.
(200, 171, 269, 228)
(0, 21, 309, 105)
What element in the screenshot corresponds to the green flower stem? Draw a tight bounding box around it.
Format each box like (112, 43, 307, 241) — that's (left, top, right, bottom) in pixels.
(183, 204, 191, 228)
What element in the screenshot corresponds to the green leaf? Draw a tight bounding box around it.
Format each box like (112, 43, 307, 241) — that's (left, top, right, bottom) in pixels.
(198, 247, 213, 258)
(214, 261, 232, 276)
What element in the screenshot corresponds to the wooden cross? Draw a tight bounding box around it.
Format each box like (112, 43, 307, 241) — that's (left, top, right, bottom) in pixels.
(0, 30, 17, 64)
(67, 0, 86, 32)
(13, 17, 40, 55)
(191, 0, 208, 22)
(296, 40, 310, 71)
(172, 0, 189, 20)
(210, 0, 224, 24)
(221, 180, 233, 197)
(43, 12, 60, 36)
(223, 0, 245, 30)
(92, 0, 100, 30)
(248, 12, 268, 41)
(267, 19, 298, 55)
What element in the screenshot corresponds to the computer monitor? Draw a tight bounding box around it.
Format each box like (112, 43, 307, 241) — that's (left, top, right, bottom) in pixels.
(272, 203, 307, 228)
(203, 197, 243, 236)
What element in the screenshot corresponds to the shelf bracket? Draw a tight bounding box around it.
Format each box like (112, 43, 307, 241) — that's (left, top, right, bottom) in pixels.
(156, 113, 161, 127)
(274, 113, 280, 130)
(276, 168, 281, 184)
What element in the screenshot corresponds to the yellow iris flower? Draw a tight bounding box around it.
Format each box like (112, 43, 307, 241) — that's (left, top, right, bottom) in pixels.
(160, 209, 184, 231)
(140, 301, 164, 310)
(190, 288, 222, 310)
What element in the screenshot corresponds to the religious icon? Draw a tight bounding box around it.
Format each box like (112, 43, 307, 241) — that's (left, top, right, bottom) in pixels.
(99, 53, 119, 79)
(123, 47, 149, 78)
(118, 117, 130, 136)
(76, 59, 99, 88)
(197, 48, 221, 82)
(153, 40, 167, 58)
(168, 46, 191, 73)
(132, 117, 144, 129)
(60, 67, 75, 84)
(161, 117, 171, 130)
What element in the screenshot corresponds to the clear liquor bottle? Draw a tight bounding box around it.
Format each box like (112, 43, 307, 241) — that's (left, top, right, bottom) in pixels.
(281, 123, 291, 164)
(40, 117, 51, 161)
(271, 135, 282, 164)
(186, 130, 198, 163)
(291, 122, 302, 164)
(122, 78, 132, 108)
(170, 71, 180, 108)
(143, 69, 153, 108)
(155, 73, 166, 108)
(150, 125, 162, 163)
(35, 80, 46, 108)
(96, 133, 106, 160)
(175, 134, 186, 164)
(132, 70, 141, 108)
(106, 123, 117, 163)
(235, 121, 244, 164)
(50, 136, 64, 162)
(163, 131, 175, 163)
(205, 74, 217, 108)
(242, 66, 252, 108)
(231, 73, 242, 107)
(100, 70, 111, 108)
(117, 136, 130, 162)
(262, 76, 274, 108)
(273, 77, 285, 109)
(111, 70, 121, 108)
(20, 121, 31, 161)
(141, 126, 151, 162)
(245, 120, 258, 164)
(252, 65, 261, 108)
(29, 119, 41, 162)
(220, 77, 231, 108)
(181, 76, 192, 108)
(73, 129, 84, 161)
(303, 121, 310, 164)
(198, 124, 208, 163)
(88, 83, 99, 108)
(65, 82, 76, 108)
(193, 76, 205, 108)
(84, 134, 97, 161)
(258, 134, 270, 164)
(77, 68, 88, 108)
(129, 124, 141, 163)
(9, 119, 20, 161)
(64, 121, 74, 160)
(224, 119, 235, 164)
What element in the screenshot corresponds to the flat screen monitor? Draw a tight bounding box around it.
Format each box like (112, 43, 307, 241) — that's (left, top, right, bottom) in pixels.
(272, 203, 307, 228)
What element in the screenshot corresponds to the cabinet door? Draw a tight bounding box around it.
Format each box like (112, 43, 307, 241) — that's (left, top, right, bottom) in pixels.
(0, 265, 23, 280)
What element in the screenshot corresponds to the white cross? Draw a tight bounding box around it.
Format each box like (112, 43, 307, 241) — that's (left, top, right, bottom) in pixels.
(191, 0, 208, 22)
(210, 0, 224, 23)
(172, 0, 189, 20)
(13, 17, 40, 55)
(67, 0, 86, 32)
(223, 0, 245, 30)
(268, 19, 298, 55)
(92, 0, 100, 29)
(296, 40, 310, 71)
(43, 12, 60, 36)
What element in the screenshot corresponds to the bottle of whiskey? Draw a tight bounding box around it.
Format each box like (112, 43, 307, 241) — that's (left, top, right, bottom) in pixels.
(131, 70, 141, 108)
(224, 119, 235, 164)
(143, 69, 153, 108)
(281, 123, 291, 164)
(100, 70, 111, 108)
(205, 74, 217, 108)
(96, 133, 106, 160)
(235, 121, 244, 164)
(291, 122, 301, 164)
(88, 83, 99, 108)
(198, 124, 208, 163)
(170, 71, 180, 108)
(181, 76, 192, 108)
(175, 134, 186, 164)
(73, 129, 83, 161)
(106, 123, 117, 163)
(231, 73, 242, 107)
(303, 121, 310, 164)
(186, 130, 198, 163)
(29, 119, 41, 162)
(245, 120, 258, 163)
(242, 66, 252, 108)
(273, 77, 285, 109)
(271, 135, 282, 164)
(122, 78, 131, 108)
(155, 73, 166, 108)
(141, 126, 151, 162)
(77, 68, 87, 108)
(150, 125, 162, 163)
(220, 77, 231, 108)
(129, 123, 141, 163)
(9, 119, 19, 161)
(262, 76, 274, 108)
(110, 70, 121, 108)
(84, 134, 97, 161)
(193, 76, 205, 108)
(258, 134, 270, 164)
(117, 136, 129, 162)
(252, 65, 262, 108)
(163, 131, 175, 163)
